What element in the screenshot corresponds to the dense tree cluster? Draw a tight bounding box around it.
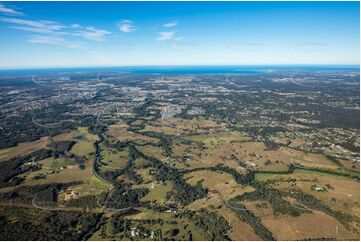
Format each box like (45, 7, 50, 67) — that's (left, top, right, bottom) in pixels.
(105, 186, 149, 209)
(177, 209, 231, 240)
(233, 181, 307, 217)
(287, 189, 355, 228)
(225, 202, 274, 241)
(0, 209, 103, 240)
(0, 183, 78, 204)
(48, 140, 75, 153)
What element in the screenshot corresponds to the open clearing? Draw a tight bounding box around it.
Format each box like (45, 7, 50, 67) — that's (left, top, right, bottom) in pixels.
(171, 139, 255, 172)
(187, 131, 252, 147)
(70, 128, 98, 157)
(18, 157, 108, 199)
(52, 127, 98, 143)
(99, 145, 128, 169)
(23, 158, 94, 186)
(184, 170, 253, 200)
(140, 181, 173, 204)
(234, 141, 340, 171)
(53, 127, 99, 158)
(106, 123, 160, 145)
(137, 144, 167, 162)
(133, 157, 150, 168)
(256, 168, 360, 229)
(267, 169, 359, 214)
(218, 204, 261, 240)
(0, 137, 48, 162)
(240, 200, 358, 240)
(70, 140, 95, 157)
(66, 176, 108, 197)
(135, 168, 154, 183)
(186, 193, 261, 241)
(262, 211, 358, 240)
(142, 117, 225, 136)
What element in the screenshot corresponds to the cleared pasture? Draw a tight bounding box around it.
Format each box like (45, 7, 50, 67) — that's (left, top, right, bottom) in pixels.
(184, 170, 253, 200)
(137, 144, 167, 162)
(240, 199, 358, 240)
(99, 145, 128, 169)
(257, 169, 360, 219)
(262, 211, 358, 240)
(140, 181, 173, 204)
(234, 141, 340, 171)
(23, 159, 94, 186)
(0, 137, 48, 162)
(106, 124, 160, 145)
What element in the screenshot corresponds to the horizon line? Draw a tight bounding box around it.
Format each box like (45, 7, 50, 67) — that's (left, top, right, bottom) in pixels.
(0, 64, 359, 71)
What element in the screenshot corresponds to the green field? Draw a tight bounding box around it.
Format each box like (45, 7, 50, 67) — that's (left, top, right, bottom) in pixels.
(140, 181, 174, 204)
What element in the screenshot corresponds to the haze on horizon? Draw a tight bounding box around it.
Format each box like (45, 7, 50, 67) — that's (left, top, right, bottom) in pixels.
(0, 1, 359, 68)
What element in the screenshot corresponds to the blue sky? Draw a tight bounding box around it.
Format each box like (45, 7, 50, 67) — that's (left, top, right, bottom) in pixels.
(0, 1, 359, 68)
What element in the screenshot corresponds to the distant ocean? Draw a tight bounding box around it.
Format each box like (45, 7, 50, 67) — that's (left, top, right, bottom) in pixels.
(0, 65, 359, 75)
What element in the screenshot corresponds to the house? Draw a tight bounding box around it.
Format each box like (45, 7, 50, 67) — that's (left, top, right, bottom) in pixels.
(165, 208, 178, 214)
(314, 187, 326, 192)
(150, 231, 155, 239)
(130, 228, 139, 237)
(71, 190, 80, 197)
